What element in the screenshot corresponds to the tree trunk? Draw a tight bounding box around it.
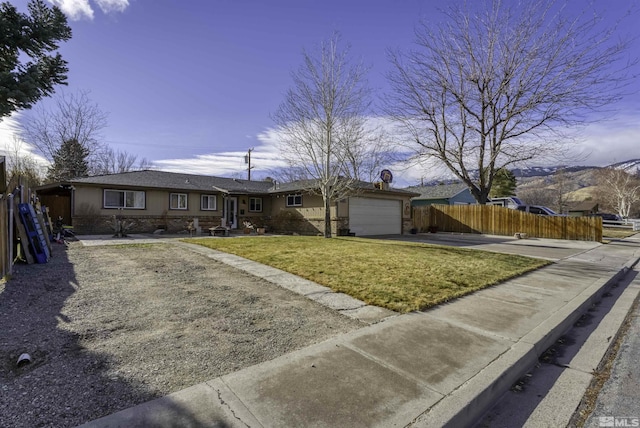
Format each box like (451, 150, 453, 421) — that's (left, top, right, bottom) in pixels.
(469, 183, 491, 205)
(323, 195, 332, 238)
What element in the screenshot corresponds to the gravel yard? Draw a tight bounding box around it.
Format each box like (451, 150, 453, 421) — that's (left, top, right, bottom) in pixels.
(0, 241, 362, 428)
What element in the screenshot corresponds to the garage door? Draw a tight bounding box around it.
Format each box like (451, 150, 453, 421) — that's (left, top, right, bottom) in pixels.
(348, 198, 402, 236)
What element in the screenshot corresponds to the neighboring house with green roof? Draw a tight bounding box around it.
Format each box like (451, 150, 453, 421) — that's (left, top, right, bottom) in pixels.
(35, 170, 418, 236)
(407, 182, 477, 207)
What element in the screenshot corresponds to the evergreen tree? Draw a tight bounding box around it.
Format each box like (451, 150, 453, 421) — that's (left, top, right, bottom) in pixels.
(47, 139, 89, 182)
(490, 168, 517, 198)
(0, 0, 72, 119)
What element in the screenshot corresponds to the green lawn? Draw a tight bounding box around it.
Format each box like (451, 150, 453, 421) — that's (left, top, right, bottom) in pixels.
(184, 236, 549, 313)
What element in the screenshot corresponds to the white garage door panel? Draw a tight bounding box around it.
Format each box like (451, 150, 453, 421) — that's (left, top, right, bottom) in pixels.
(349, 198, 401, 236)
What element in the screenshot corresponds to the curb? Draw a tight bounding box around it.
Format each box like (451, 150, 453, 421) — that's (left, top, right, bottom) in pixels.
(410, 256, 640, 428)
(530, 269, 640, 427)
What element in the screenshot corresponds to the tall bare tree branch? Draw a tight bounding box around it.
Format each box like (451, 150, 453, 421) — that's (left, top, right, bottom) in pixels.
(21, 90, 108, 171)
(385, 0, 636, 203)
(273, 32, 390, 237)
(6, 135, 45, 188)
(93, 147, 152, 175)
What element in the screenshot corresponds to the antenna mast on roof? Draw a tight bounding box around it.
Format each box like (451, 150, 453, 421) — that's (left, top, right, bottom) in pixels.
(244, 148, 255, 181)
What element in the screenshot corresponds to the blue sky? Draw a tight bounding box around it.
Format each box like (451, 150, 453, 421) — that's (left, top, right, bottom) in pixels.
(1, 0, 639, 186)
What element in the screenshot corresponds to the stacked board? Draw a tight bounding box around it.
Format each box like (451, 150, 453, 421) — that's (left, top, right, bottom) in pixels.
(17, 203, 50, 264)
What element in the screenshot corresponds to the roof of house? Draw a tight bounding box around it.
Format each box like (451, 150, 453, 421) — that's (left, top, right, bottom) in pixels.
(38, 170, 418, 196)
(406, 182, 472, 200)
(67, 170, 274, 194)
(272, 178, 419, 195)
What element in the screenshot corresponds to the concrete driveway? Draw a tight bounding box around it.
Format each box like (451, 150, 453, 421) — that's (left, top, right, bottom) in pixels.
(366, 232, 601, 261)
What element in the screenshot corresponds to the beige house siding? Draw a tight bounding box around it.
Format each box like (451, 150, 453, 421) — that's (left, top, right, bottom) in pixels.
(268, 193, 345, 235)
(73, 186, 222, 217)
(236, 195, 272, 218)
(268, 192, 412, 235)
(72, 186, 228, 234)
(235, 195, 272, 231)
(57, 179, 415, 236)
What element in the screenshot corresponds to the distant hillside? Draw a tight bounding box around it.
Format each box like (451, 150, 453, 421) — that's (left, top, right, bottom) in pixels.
(514, 159, 640, 210)
(414, 159, 639, 214)
(510, 165, 594, 178)
(512, 159, 640, 179)
(418, 159, 639, 197)
(516, 168, 600, 197)
(608, 159, 640, 173)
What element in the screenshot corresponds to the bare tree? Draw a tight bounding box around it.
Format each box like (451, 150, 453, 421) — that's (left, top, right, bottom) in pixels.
(269, 165, 312, 185)
(273, 33, 388, 238)
(596, 167, 640, 218)
(517, 186, 555, 208)
(550, 168, 572, 213)
(21, 90, 108, 171)
(5, 135, 45, 188)
(341, 123, 394, 183)
(386, 0, 635, 204)
(93, 147, 152, 175)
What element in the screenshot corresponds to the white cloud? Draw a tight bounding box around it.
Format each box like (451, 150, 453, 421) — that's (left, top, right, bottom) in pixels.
(152, 110, 640, 188)
(571, 114, 640, 166)
(0, 114, 22, 145)
(0, 113, 49, 167)
(388, 158, 457, 187)
(48, 0, 94, 20)
(94, 0, 129, 14)
(47, 0, 129, 21)
(154, 146, 287, 179)
(381, 111, 640, 185)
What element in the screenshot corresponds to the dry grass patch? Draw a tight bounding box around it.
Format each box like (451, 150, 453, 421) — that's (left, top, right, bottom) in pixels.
(185, 236, 549, 313)
(602, 227, 637, 240)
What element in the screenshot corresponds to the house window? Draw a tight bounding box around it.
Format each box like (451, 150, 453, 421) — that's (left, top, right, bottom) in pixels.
(104, 189, 145, 209)
(170, 193, 188, 210)
(286, 194, 302, 207)
(201, 195, 217, 211)
(249, 197, 262, 212)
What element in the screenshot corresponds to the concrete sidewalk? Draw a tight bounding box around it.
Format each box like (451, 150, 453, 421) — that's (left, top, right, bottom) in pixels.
(79, 236, 640, 428)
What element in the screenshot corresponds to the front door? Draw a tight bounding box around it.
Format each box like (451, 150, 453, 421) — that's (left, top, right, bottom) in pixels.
(225, 197, 238, 229)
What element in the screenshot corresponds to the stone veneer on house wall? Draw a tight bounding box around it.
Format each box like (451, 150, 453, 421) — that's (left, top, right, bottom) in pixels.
(72, 214, 358, 236)
(72, 215, 223, 235)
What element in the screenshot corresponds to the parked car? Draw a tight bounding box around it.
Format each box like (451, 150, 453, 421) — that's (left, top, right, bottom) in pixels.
(487, 196, 523, 209)
(593, 213, 622, 221)
(516, 205, 560, 216)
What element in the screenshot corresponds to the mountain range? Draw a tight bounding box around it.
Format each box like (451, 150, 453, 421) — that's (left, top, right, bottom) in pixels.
(514, 159, 640, 208)
(417, 159, 640, 210)
(511, 159, 640, 178)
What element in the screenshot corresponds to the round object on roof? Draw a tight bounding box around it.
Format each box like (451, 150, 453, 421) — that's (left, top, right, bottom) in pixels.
(380, 169, 393, 183)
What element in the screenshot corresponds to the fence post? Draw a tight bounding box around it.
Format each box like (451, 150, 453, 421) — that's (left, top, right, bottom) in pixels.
(7, 193, 14, 276)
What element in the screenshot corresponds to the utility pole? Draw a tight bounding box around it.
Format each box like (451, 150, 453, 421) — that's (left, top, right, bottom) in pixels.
(244, 148, 255, 181)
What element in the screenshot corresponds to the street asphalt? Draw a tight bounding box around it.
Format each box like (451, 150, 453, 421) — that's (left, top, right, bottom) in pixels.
(76, 232, 640, 428)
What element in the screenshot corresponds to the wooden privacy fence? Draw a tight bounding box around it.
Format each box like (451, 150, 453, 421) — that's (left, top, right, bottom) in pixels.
(0, 196, 7, 277)
(413, 205, 603, 242)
